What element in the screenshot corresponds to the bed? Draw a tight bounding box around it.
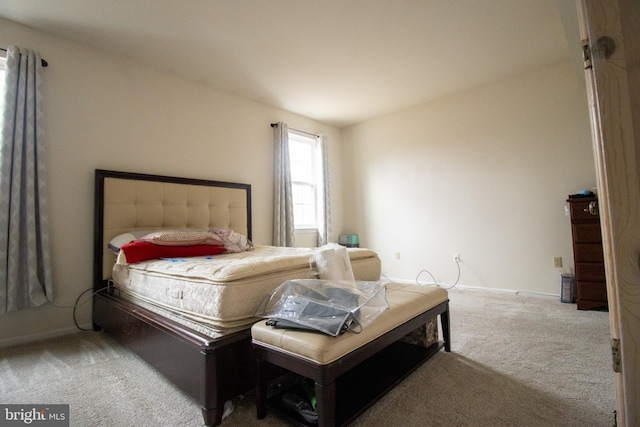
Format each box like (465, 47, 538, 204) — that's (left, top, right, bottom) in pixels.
(92, 169, 382, 426)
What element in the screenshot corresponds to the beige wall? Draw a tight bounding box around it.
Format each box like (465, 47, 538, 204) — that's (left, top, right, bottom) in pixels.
(342, 60, 596, 295)
(0, 18, 343, 344)
(0, 17, 596, 344)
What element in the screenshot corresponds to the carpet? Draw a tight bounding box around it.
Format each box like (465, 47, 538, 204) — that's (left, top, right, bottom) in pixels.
(0, 288, 616, 426)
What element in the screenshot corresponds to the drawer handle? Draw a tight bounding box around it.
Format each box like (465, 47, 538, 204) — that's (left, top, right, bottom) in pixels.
(583, 201, 599, 216)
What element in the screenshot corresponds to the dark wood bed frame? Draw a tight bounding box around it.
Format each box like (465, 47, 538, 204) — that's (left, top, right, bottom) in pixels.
(92, 169, 256, 426)
(92, 169, 447, 426)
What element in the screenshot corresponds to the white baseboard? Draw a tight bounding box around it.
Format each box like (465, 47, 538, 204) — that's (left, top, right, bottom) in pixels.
(451, 284, 558, 299)
(383, 276, 559, 299)
(0, 324, 93, 349)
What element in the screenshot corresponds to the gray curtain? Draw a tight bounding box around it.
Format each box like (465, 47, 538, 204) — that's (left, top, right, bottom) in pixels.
(317, 134, 332, 246)
(272, 122, 295, 247)
(0, 46, 53, 313)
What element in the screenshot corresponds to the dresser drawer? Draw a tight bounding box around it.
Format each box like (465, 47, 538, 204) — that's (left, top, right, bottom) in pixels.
(569, 199, 600, 221)
(574, 243, 604, 262)
(572, 223, 603, 243)
(576, 281, 608, 303)
(576, 262, 606, 282)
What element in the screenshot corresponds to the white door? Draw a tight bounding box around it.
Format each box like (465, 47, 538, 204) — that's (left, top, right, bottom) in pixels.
(576, 1, 640, 425)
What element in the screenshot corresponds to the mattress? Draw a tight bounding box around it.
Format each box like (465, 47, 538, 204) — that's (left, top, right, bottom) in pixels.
(111, 245, 381, 335)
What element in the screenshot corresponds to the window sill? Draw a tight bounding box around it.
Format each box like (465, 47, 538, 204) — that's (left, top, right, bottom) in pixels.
(295, 228, 318, 233)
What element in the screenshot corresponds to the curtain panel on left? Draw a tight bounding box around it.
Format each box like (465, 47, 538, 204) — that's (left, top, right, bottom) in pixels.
(272, 122, 296, 247)
(0, 46, 53, 313)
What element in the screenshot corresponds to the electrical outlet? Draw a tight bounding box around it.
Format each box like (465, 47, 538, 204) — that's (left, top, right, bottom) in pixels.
(395, 252, 401, 260)
(553, 256, 563, 268)
(453, 252, 460, 262)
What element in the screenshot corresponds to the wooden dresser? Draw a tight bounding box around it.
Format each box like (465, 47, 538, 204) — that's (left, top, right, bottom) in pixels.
(566, 196, 608, 310)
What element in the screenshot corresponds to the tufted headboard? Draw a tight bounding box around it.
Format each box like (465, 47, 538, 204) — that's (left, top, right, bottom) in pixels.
(93, 169, 252, 290)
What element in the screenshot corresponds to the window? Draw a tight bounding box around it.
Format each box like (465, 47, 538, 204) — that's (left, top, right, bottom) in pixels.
(289, 130, 319, 229)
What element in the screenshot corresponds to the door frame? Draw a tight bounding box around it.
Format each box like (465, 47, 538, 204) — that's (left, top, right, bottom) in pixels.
(576, 0, 640, 425)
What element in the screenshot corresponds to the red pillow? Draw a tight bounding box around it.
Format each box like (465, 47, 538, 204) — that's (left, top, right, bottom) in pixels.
(120, 241, 226, 263)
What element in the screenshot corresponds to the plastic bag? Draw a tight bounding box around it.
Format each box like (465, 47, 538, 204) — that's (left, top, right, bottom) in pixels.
(313, 243, 355, 281)
(262, 279, 389, 336)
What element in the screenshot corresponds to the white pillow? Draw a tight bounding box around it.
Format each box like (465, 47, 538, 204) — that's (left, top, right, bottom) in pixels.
(108, 230, 151, 253)
(140, 230, 224, 246)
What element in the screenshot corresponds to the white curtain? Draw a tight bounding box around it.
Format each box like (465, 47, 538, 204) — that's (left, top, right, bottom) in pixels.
(316, 134, 332, 246)
(272, 122, 295, 247)
(0, 46, 53, 313)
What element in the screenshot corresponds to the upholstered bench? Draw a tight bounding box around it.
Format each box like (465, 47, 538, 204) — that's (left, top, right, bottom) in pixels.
(252, 283, 450, 426)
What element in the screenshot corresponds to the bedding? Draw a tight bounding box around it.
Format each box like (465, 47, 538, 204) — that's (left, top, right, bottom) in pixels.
(118, 241, 227, 263)
(108, 229, 243, 256)
(111, 245, 381, 336)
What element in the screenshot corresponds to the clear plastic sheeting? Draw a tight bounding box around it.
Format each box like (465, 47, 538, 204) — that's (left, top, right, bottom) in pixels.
(313, 243, 355, 281)
(261, 279, 389, 336)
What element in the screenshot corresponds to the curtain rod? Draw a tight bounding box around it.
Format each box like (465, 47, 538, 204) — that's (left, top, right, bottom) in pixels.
(270, 123, 319, 138)
(0, 47, 48, 67)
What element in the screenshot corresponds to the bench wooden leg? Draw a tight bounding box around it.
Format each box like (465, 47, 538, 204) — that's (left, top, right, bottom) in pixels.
(201, 407, 223, 427)
(315, 380, 336, 427)
(441, 303, 451, 352)
(256, 359, 268, 419)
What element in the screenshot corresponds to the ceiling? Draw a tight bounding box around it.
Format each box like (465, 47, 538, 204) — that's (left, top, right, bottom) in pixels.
(0, 0, 581, 128)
